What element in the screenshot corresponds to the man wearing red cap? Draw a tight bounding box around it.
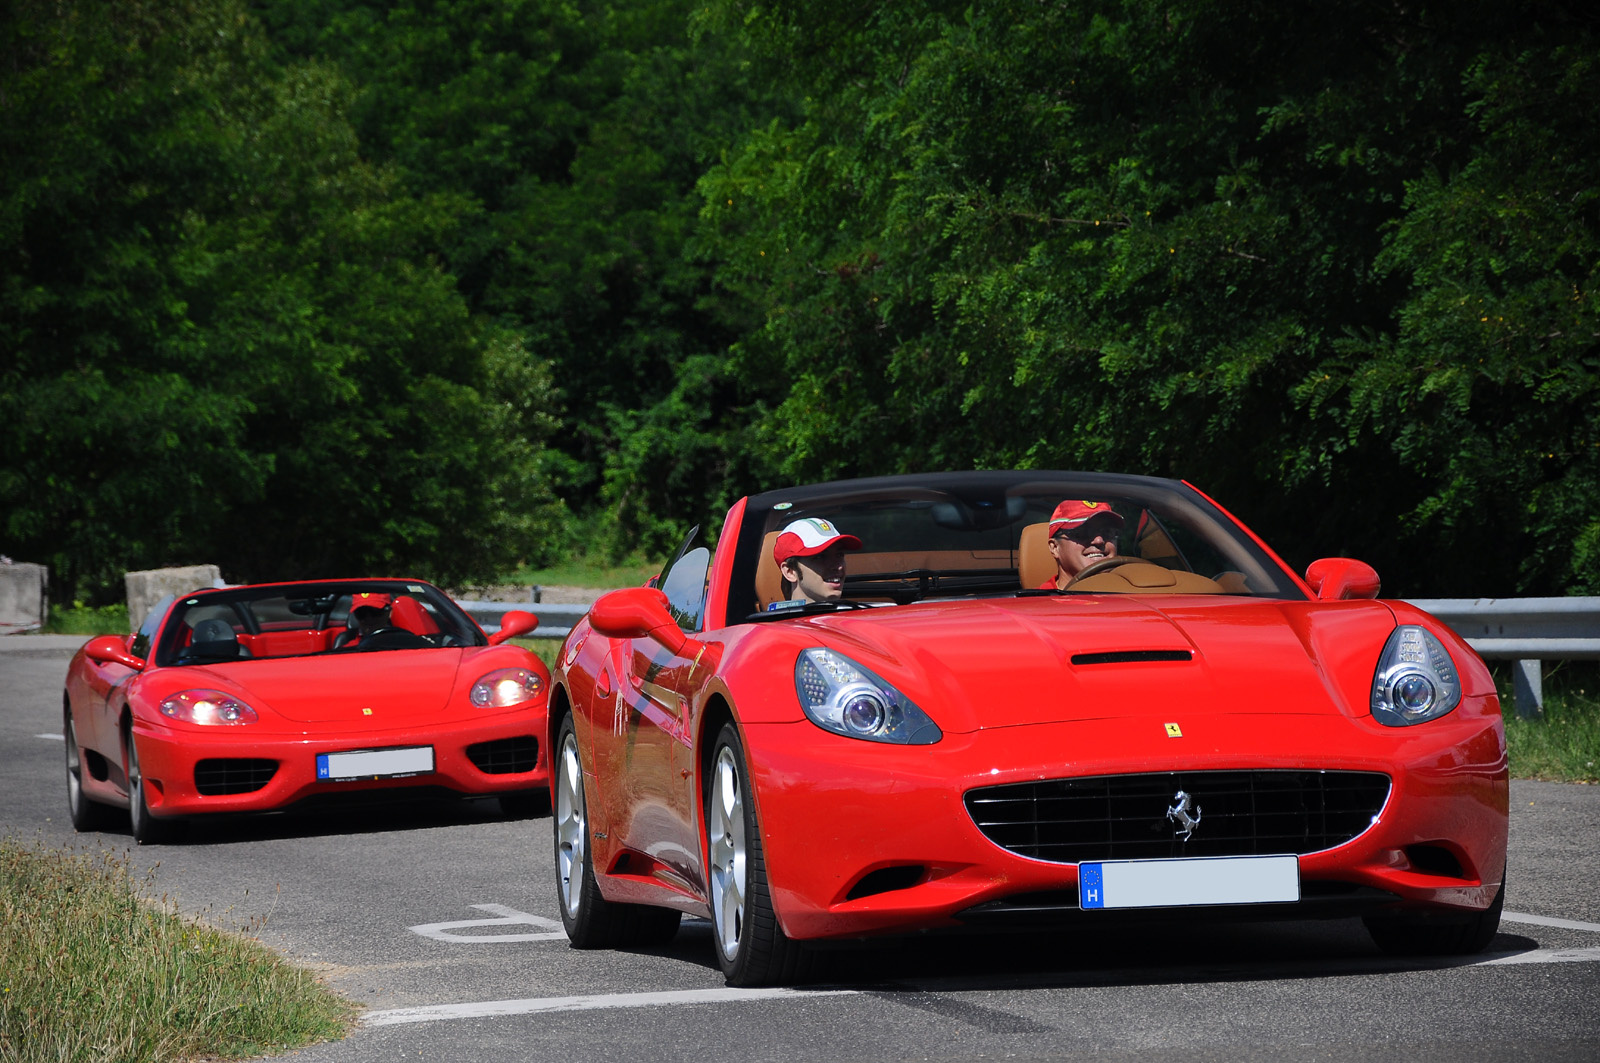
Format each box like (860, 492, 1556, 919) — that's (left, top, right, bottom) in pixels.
(773, 517, 863, 604)
(1041, 500, 1125, 589)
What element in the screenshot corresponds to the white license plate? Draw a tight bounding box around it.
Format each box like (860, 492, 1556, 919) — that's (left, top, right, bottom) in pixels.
(316, 746, 434, 782)
(1079, 854, 1299, 910)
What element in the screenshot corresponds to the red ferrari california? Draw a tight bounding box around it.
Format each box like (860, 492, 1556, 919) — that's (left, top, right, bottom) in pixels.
(64, 579, 549, 843)
(550, 472, 1508, 985)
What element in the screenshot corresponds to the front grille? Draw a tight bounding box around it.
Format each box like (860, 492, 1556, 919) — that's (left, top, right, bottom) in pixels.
(965, 770, 1390, 863)
(194, 758, 278, 796)
(466, 735, 538, 775)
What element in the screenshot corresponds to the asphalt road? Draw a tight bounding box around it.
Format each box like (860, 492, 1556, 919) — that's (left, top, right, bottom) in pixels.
(5, 635, 1598, 1062)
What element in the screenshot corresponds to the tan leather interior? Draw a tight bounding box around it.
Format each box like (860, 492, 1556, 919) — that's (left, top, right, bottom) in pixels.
(1018, 522, 1055, 589)
(755, 530, 786, 609)
(1070, 561, 1225, 594)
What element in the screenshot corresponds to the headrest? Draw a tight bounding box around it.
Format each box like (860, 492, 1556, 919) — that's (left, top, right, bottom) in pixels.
(192, 618, 237, 643)
(1018, 522, 1055, 590)
(389, 595, 438, 635)
(755, 530, 785, 610)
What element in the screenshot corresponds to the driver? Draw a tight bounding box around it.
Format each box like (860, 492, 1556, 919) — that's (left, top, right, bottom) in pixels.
(773, 517, 862, 604)
(1041, 500, 1124, 589)
(345, 592, 392, 645)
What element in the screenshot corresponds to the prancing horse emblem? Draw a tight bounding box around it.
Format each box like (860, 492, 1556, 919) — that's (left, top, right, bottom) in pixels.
(1166, 789, 1202, 841)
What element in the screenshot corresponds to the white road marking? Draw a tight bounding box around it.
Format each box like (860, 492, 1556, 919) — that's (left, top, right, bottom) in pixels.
(1477, 947, 1600, 966)
(36, 733, 64, 741)
(1502, 910, 1600, 933)
(364, 987, 860, 1027)
(409, 903, 567, 943)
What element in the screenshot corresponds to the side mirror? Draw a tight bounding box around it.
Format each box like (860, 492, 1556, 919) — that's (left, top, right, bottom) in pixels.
(1304, 558, 1381, 601)
(589, 587, 702, 660)
(83, 634, 147, 672)
(488, 610, 539, 646)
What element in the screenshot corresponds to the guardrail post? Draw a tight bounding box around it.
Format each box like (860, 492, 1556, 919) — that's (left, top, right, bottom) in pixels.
(1511, 659, 1544, 719)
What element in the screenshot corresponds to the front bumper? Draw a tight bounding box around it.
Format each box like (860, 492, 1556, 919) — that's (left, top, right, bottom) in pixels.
(131, 709, 549, 817)
(745, 700, 1508, 941)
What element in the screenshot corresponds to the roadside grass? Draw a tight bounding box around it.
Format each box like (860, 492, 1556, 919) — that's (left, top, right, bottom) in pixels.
(41, 602, 129, 636)
(506, 555, 661, 590)
(511, 636, 565, 672)
(0, 839, 353, 1063)
(1499, 662, 1600, 783)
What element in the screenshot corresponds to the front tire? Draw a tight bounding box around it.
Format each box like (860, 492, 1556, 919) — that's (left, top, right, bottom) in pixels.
(65, 714, 114, 832)
(1364, 878, 1505, 956)
(707, 722, 808, 986)
(553, 715, 680, 948)
(127, 733, 181, 845)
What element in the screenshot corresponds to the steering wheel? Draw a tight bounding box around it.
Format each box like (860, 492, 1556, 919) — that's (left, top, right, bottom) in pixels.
(1064, 555, 1150, 589)
(356, 627, 432, 650)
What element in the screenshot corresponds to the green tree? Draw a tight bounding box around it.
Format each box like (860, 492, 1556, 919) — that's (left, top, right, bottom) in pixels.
(1, 0, 564, 598)
(697, 0, 1600, 595)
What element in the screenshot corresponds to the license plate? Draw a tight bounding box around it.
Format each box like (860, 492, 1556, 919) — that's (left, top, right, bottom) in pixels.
(1079, 854, 1299, 910)
(316, 746, 434, 782)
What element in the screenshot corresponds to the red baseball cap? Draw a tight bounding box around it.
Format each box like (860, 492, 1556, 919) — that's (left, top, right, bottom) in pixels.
(773, 517, 862, 565)
(349, 591, 392, 613)
(1048, 500, 1125, 537)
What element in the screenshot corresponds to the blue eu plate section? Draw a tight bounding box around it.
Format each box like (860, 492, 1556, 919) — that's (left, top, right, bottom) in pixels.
(1080, 863, 1107, 909)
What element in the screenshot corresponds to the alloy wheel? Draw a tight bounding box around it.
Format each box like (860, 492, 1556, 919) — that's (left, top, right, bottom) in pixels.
(708, 744, 747, 960)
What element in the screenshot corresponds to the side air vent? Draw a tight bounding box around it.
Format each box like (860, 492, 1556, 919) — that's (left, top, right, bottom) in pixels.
(1071, 650, 1193, 665)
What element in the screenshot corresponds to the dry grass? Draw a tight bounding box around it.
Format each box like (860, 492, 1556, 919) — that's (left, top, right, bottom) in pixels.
(0, 840, 352, 1063)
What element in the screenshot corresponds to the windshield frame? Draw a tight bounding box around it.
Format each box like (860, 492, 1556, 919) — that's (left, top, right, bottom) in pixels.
(724, 471, 1304, 626)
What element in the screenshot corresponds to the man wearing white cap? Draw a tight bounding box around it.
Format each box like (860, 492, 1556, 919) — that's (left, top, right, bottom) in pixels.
(773, 517, 863, 604)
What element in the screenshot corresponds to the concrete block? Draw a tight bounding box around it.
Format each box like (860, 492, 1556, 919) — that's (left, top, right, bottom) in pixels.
(0, 562, 49, 634)
(125, 565, 223, 631)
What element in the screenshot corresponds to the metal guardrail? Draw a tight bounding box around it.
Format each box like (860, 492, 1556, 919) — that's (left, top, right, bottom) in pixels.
(461, 596, 1600, 719)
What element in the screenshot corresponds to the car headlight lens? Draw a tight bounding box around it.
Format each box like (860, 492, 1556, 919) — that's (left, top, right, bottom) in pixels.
(1371, 625, 1462, 726)
(471, 667, 544, 708)
(158, 689, 257, 725)
(794, 648, 941, 744)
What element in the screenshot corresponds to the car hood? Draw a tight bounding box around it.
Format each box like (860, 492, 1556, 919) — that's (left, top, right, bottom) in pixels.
(173, 650, 465, 724)
(782, 595, 1398, 732)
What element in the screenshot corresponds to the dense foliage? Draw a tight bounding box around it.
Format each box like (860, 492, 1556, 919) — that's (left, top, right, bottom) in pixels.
(3, 0, 1596, 598)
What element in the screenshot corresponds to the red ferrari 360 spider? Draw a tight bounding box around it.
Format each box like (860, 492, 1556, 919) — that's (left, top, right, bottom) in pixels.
(63, 579, 549, 843)
(549, 472, 1508, 986)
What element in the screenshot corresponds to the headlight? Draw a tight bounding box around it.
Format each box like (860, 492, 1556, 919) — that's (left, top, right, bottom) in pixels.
(794, 648, 942, 744)
(1371, 625, 1462, 726)
(158, 689, 257, 726)
(471, 667, 544, 708)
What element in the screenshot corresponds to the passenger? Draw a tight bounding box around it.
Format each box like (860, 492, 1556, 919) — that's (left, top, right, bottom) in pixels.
(773, 517, 862, 605)
(1041, 500, 1125, 589)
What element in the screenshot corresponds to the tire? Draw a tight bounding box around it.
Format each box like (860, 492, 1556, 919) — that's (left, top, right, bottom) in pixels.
(127, 733, 182, 845)
(65, 714, 114, 832)
(706, 721, 809, 986)
(1364, 877, 1505, 956)
(499, 790, 549, 819)
(553, 715, 680, 948)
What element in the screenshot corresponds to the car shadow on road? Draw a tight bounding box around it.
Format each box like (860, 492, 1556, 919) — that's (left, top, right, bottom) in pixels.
(639, 916, 1542, 992)
(113, 793, 546, 847)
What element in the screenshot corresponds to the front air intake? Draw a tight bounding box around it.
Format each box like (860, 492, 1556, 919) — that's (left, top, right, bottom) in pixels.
(194, 758, 278, 796)
(466, 735, 539, 775)
(965, 770, 1390, 864)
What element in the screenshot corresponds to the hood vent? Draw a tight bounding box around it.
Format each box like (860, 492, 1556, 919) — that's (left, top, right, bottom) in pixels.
(1071, 650, 1192, 666)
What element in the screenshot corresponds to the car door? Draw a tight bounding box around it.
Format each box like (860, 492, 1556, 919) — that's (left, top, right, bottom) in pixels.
(614, 545, 713, 895)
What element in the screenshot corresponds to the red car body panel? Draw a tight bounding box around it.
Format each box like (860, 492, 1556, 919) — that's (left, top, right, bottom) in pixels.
(64, 579, 550, 823)
(552, 473, 1508, 943)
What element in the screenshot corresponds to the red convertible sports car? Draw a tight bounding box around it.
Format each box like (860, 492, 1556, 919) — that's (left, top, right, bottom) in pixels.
(550, 472, 1508, 986)
(64, 579, 549, 843)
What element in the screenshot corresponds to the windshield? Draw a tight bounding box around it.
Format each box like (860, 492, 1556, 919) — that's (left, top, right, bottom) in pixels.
(728, 473, 1301, 622)
(153, 580, 484, 666)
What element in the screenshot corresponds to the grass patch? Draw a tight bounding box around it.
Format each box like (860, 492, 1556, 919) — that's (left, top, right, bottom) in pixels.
(1498, 662, 1600, 783)
(0, 839, 353, 1063)
(510, 636, 565, 672)
(41, 602, 129, 636)
(505, 556, 661, 590)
